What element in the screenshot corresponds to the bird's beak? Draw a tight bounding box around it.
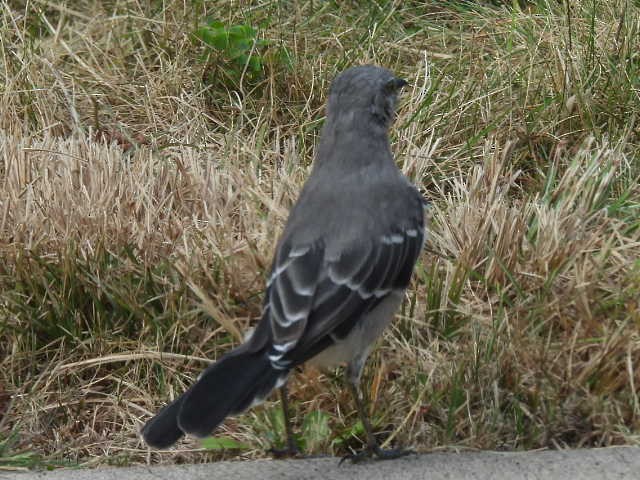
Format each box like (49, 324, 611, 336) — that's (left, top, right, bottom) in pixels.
(384, 77, 409, 93)
(394, 78, 408, 89)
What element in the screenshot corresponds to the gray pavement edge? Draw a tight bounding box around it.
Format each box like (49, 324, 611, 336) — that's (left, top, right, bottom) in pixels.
(1, 447, 639, 480)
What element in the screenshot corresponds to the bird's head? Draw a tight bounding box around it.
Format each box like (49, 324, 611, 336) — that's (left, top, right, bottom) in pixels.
(326, 65, 407, 130)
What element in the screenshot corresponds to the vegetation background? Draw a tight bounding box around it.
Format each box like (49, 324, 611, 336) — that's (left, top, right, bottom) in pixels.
(1, 0, 639, 470)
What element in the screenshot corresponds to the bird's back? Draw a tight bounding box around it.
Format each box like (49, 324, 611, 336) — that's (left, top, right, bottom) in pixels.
(281, 161, 423, 253)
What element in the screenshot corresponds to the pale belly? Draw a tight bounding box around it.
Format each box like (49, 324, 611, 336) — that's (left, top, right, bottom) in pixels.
(307, 290, 404, 368)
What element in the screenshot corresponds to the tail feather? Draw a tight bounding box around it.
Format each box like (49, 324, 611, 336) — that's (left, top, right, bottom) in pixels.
(140, 395, 185, 449)
(177, 350, 286, 439)
(142, 350, 285, 448)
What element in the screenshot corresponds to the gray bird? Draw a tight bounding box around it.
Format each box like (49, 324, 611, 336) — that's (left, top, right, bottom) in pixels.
(142, 64, 425, 461)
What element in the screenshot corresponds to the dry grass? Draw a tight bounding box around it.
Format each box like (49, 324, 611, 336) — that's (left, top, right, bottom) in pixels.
(1, 0, 639, 470)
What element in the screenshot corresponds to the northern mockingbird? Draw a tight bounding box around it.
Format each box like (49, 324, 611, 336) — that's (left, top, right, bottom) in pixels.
(142, 64, 425, 461)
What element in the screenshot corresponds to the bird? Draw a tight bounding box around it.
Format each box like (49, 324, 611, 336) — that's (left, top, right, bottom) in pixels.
(141, 64, 425, 461)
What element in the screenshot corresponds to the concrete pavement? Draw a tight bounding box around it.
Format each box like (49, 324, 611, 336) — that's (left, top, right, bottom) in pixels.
(2, 447, 639, 480)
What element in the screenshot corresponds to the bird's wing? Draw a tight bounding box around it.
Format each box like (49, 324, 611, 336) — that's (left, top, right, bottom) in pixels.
(264, 203, 424, 369)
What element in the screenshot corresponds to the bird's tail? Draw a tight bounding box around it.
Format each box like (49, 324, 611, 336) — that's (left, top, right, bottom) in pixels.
(141, 349, 287, 449)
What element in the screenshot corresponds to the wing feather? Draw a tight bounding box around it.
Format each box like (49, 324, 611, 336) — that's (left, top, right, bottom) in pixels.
(263, 189, 425, 370)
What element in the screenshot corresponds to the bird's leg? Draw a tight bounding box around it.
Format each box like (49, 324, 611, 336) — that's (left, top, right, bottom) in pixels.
(347, 379, 379, 450)
(280, 383, 300, 454)
(341, 359, 413, 463)
(269, 384, 300, 458)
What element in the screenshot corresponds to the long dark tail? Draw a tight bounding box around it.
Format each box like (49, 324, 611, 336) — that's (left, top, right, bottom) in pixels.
(140, 396, 185, 449)
(141, 350, 286, 448)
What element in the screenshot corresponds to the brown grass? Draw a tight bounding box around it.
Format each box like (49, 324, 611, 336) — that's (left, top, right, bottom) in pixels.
(1, 0, 639, 470)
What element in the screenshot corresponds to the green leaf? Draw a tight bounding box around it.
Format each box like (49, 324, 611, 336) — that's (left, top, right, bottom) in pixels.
(192, 19, 285, 86)
(228, 24, 256, 39)
(331, 420, 364, 447)
(208, 30, 231, 51)
(300, 410, 331, 450)
(349, 420, 365, 437)
(194, 27, 227, 50)
(247, 56, 262, 73)
(201, 436, 250, 451)
(205, 20, 224, 29)
(278, 46, 294, 70)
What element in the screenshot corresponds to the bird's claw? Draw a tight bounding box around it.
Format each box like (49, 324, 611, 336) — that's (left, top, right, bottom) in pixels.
(340, 445, 414, 464)
(268, 444, 302, 459)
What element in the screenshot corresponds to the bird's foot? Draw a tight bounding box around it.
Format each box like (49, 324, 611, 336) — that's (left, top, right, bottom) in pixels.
(268, 444, 302, 459)
(340, 444, 413, 464)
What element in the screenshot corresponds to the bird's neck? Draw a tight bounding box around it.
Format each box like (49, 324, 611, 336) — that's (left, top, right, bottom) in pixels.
(314, 109, 393, 171)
